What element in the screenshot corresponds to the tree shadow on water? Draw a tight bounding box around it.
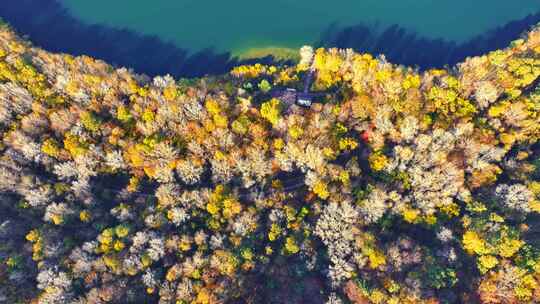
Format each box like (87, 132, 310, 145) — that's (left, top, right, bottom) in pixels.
(317, 11, 540, 69)
(1, 0, 244, 78)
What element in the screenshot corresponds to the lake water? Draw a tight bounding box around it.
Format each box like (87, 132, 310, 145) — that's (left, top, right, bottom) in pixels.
(2, 0, 540, 76)
(58, 0, 540, 55)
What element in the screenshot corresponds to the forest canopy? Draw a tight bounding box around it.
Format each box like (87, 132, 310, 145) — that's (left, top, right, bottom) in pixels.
(1, 22, 540, 303)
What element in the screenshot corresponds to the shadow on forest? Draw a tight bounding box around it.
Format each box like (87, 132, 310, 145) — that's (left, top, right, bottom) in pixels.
(317, 11, 540, 69)
(1, 0, 540, 78)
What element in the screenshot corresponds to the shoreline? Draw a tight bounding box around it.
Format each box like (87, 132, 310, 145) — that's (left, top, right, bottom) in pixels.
(234, 46, 301, 62)
(1, 0, 540, 77)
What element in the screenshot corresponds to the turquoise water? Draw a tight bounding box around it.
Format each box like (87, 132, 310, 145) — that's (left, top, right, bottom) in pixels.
(59, 0, 540, 55)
